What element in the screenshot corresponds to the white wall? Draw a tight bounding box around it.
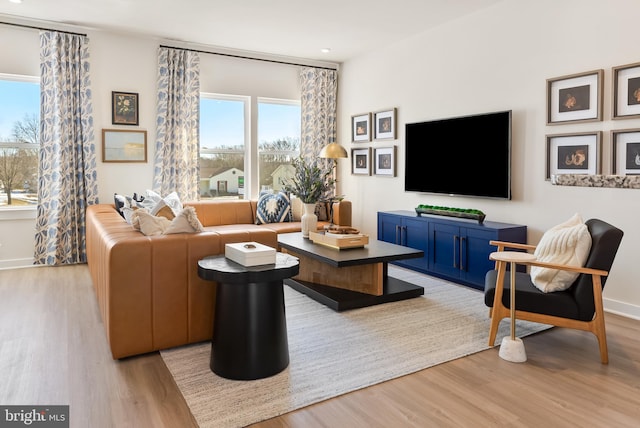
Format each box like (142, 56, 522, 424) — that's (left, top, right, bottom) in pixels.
(338, 0, 640, 317)
(0, 23, 301, 268)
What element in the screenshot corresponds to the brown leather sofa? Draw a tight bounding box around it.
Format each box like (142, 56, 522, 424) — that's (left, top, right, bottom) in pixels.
(86, 199, 351, 359)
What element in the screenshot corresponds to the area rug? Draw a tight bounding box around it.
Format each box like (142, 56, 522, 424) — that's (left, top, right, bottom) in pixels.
(160, 266, 550, 427)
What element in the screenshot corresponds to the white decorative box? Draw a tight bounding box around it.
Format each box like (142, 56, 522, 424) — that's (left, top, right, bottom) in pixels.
(225, 242, 276, 266)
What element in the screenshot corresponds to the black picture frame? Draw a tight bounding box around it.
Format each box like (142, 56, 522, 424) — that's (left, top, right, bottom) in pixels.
(112, 91, 139, 126)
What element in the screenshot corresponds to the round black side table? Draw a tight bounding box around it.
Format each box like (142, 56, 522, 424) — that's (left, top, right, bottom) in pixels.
(198, 252, 299, 380)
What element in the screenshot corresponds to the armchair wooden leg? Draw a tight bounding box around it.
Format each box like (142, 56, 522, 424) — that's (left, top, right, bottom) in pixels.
(591, 275, 609, 364)
(488, 261, 507, 346)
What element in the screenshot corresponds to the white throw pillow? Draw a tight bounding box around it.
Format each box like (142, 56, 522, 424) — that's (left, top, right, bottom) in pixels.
(530, 213, 592, 293)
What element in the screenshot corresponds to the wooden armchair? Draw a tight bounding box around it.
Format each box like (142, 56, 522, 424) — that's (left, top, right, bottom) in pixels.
(484, 219, 623, 364)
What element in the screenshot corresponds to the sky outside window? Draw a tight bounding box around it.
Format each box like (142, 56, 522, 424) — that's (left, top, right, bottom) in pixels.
(0, 78, 40, 140)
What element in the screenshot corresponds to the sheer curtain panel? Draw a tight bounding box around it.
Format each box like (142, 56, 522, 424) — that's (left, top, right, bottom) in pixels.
(34, 31, 98, 265)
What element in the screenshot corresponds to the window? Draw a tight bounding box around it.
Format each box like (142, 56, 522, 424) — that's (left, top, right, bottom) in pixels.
(0, 74, 39, 208)
(199, 94, 248, 199)
(258, 98, 300, 193)
(199, 94, 300, 200)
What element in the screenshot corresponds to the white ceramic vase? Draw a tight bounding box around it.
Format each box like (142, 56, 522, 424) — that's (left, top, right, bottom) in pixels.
(301, 203, 318, 238)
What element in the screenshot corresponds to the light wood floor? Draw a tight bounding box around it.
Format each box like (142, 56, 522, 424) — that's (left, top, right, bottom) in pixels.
(1, 265, 639, 428)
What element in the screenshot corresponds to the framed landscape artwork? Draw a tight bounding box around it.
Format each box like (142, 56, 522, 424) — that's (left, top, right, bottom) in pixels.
(351, 113, 371, 142)
(112, 91, 139, 125)
(546, 70, 603, 124)
(611, 128, 640, 175)
(612, 62, 640, 119)
(102, 129, 147, 163)
(546, 132, 601, 179)
(373, 108, 397, 140)
(373, 146, 396, 176)
(351, 147, 371, 175)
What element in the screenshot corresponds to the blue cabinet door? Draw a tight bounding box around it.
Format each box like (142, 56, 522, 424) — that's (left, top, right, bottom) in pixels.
(429, 222, 460, 278)
(460, 227, 496, 288)
(401, 217, 429, 270)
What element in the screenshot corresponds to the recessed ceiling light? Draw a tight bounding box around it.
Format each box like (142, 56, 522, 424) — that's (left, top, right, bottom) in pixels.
(9, 0, 23, 4)
(320, 48, 331, 54)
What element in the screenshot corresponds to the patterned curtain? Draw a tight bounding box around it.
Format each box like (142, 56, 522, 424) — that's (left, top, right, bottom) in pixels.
(299, 67, 338, 163)
(153, 47, 200, 201)
(34, 31, 98, 266)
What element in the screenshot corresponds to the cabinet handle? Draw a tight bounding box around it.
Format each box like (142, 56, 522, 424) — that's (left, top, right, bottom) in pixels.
(395, 225, 400, 244)
(453, 235, 458, 268)
(460, 236, 466, 271)
(402, 225, 407, 246)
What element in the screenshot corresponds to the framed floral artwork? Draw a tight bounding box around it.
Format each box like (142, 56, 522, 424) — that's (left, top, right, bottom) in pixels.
(351, 147, 371, 175)
(611, 128, 640, 175)
(373, 108, 397, 140)
(351, 113, 371, 142)
(546, 70, 603, 124)
(102, 129, 147, 162)
(373, 146, 396, 176)
(112, 91, 139, 125)
(612, 62, 640, 119)
(545, 132, 601, 179)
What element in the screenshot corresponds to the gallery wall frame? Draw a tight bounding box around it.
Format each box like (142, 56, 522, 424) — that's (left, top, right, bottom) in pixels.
(546, 70, 603, 124)
(373, 146, 396, 176)
(611, 128, 640, 175)
(545, 131, 602, 179)
(373, 108, 397, 140)
(112, 91, 139, 125)
(351, 113, 371, 142)
(612, 62, 640, 119)
(102, 129, 147, 163)
(351, 147, 371, 175)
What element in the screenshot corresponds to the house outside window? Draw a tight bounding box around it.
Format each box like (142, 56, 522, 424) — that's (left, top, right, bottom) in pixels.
(0, 74, 39, 209)
(200, 94, 247, 199)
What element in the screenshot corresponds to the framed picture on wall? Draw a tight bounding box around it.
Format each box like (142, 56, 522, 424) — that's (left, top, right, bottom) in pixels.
(373, 146, 396, 176)
(112, 91, 139, 125)
(611, 128, 640, 175)
(351, 113, 371, 142)
(102, 129, 147, 162)
(546, 70, 603, 124)
(612, 62, 640, 119)
(545, 132, 601, 179)
(351, 147, 371, 175)
(373, 108, 397, 140)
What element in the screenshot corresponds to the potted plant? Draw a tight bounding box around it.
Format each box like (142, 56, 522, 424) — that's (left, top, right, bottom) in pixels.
(283, 156, 336, 237)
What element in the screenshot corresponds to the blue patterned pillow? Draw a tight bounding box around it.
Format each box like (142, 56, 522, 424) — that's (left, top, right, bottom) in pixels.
(256, 192, 292, 224)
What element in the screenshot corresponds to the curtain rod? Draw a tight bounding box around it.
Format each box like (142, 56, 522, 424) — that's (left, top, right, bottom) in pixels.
(159, 44, 338, 71)
(1, 20, 87, 37)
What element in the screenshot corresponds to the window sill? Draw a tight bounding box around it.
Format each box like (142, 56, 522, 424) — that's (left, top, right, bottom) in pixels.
(550, 174, 640, 189)
(0, 206, 37, 221)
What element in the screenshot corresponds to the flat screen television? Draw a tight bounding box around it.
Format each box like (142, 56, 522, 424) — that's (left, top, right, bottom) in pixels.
(404, 110, 512, 200)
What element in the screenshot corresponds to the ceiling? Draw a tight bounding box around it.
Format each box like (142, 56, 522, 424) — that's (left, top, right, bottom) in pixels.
(0, 0, 502, 64)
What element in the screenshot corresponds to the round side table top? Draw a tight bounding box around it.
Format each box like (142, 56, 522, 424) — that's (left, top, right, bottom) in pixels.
(198, 252, 299, 283)
(490, 251, 536, 263)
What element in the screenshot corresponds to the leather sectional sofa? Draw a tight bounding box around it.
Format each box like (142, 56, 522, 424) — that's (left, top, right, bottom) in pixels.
(86, 198, 352, 359)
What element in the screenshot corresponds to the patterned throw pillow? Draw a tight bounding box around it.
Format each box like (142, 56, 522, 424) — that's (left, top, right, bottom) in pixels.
(256, 192, 292, 224)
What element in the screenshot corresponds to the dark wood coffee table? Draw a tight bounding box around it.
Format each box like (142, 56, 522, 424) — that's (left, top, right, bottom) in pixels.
(277, 232, 424, 311)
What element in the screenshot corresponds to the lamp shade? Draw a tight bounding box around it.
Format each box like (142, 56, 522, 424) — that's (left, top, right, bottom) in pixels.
(319, 142, 348, 159)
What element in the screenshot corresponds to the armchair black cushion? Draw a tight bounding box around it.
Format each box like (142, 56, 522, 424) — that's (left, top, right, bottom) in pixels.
(484, 218, 623, 363)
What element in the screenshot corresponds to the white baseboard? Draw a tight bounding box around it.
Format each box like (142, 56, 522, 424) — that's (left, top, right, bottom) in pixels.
(0, 258, 35, 270)
(604, 298, 640, 321)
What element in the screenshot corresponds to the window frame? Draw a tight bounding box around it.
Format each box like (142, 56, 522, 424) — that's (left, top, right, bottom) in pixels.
(0, 73, 40, 216)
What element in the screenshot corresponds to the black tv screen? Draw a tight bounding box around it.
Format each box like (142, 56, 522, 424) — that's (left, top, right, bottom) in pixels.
(404, 110, 512, 200)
